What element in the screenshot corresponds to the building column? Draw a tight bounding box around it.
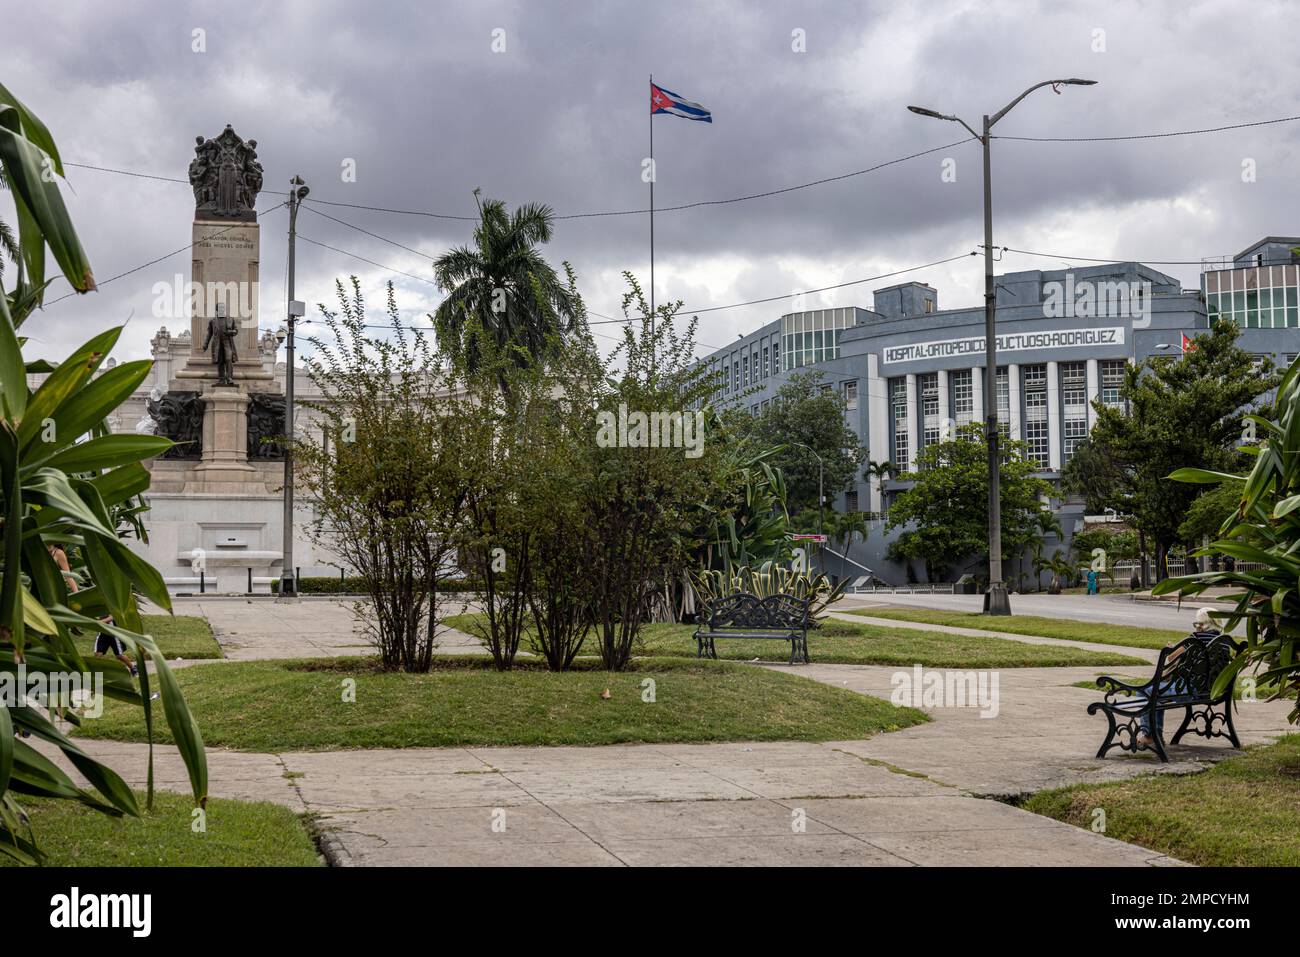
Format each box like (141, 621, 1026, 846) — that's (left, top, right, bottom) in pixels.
(866, 354, 889, 514)
(1007, 363, 1022, 440)
(1046, 359, 1062, 471)
(905, 372, 918, 471)
(970, 366, 984, 425)
(936, 369, 950, 439)
(1085, 357, 1100, 430)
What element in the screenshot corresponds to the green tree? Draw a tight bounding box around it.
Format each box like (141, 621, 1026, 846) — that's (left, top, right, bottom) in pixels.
(297, 280, 471, 673)
(433, 192, 578, 388)
(736, 372, 864, 512)
(885, 424, 1053, 581)
(583, 277, 730, 669)
(863, 458, 894, 517)
(1078, 320, 1276, 580)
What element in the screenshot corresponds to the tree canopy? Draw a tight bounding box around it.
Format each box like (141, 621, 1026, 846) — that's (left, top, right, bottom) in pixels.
(729, 371, 864, 512)
(885, 423, 1054, 581)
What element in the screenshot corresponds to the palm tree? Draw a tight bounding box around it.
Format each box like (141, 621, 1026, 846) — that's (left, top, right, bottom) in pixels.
(863, 459, 894, 518)
(433, 192, 579, 386)
(830, 510, 869, 552)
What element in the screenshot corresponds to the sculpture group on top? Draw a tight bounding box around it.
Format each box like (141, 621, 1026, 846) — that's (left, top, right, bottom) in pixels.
(188, 125, 263, 221)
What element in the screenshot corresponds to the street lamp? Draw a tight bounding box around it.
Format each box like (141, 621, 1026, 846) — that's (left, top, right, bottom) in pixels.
(789, 440, 826, 576)
(278, 175, 309, 601)
(790, 441, 825, 536)
(907, 78, 1097, 615)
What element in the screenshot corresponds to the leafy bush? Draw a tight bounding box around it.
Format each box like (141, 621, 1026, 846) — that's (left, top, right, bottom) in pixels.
(0, 81, 205, 863)
(1155, 355, 1300, 720)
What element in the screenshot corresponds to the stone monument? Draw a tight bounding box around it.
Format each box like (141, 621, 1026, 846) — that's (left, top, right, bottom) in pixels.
(139, 126, 290, 591)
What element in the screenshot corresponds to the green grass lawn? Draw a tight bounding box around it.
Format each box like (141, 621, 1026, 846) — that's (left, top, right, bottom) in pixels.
(72, 614, 223, 661)
(73, 655, 928, 751)
(639, 619, 1145, 668)
(844, 606, 1185, 650)
(2, 791, 321, 867)
(448, 613, 1145, 669)
(1020, 735, 1300, 866)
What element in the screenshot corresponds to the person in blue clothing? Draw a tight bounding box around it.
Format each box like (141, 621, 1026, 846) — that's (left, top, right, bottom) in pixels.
(1086, 567, 1099, 595)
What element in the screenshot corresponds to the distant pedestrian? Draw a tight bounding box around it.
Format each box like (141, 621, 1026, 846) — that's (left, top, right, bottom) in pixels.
(1086, 568, 1099, 595)
(94, 616, 137, 678)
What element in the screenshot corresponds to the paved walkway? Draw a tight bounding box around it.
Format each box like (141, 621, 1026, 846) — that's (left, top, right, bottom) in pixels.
(63, 598, 1292, 866)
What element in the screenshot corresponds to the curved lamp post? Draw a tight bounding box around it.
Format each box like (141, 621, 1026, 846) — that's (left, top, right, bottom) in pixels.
(907, 79, 1097, 615)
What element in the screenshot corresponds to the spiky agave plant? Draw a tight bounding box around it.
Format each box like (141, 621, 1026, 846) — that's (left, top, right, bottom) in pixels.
(691, 561, 848, 624)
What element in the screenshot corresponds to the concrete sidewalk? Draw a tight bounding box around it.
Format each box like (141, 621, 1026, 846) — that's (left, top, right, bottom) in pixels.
(54, 658, 1293, 867)
(92, 598, 1288, 866)
(64, 737, 1185, 867)
(173, 596, 481, 660)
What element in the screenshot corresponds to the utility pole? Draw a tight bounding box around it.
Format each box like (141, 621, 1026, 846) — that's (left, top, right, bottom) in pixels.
(278, 174, 309, 601)
(907, 78, 1096, 616)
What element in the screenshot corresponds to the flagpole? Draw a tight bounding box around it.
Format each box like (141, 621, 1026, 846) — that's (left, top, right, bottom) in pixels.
(649, 73, 656, 338)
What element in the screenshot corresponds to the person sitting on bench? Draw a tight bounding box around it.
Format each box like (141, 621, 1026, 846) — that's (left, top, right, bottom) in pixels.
(1136, 607, 1221, 749)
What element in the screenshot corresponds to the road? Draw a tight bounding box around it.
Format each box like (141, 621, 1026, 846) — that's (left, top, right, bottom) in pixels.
(839, 591, 1235, 632)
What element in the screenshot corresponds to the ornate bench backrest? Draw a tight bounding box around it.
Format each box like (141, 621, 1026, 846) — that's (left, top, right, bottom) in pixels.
(1160, 633, 1239, 699)
(706, 592, 812, 631)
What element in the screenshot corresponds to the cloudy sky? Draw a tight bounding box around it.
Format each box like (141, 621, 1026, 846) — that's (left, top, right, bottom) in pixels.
(7, 0, 1300, 364)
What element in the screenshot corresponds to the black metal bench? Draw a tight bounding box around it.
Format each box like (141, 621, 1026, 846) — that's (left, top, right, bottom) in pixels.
(1088, 633, 1243, 762)
(693, 592, 814, 665)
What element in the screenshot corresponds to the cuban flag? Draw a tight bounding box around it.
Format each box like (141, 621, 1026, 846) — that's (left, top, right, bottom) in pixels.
(1181, 332, 1197, 352)
(651, 82, 712, 123)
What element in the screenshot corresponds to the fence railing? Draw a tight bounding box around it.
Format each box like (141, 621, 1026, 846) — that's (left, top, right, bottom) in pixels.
(851, 583, 957, 595)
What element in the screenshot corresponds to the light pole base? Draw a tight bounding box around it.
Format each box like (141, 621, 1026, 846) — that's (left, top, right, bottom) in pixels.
(983, 583, 1012, 616)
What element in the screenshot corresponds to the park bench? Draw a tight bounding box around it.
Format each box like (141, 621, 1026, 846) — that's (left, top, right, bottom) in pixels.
(693, 592, 814, 665)
(1087, 632, 1243, 762)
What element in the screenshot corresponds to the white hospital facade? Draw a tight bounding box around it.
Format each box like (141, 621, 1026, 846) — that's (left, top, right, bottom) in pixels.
(699, 236, 1300, 584)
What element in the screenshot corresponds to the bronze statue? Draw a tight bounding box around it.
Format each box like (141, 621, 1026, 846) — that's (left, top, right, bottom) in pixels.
(202, 306, 239, 385)
(188, 125, 262, 221)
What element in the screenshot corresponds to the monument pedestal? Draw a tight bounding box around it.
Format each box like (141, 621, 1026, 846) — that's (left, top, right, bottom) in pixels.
(190, 386, 256, 491)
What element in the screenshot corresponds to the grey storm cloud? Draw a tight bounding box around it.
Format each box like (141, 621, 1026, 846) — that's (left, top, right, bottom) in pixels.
(5, 0, 1299, 362)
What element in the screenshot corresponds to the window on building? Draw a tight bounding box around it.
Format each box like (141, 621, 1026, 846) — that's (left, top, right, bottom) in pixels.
(722, 363, 730, 394)
(923, 299, 934, 314)
(890, 377, 909, 472)
(995, 367, 1010, 438)
(843, 380, 859, 411)
(751, 349, 759, 382)
(951, 369, 973, 426)
(1023, 364, 1049, 468)
(772, 340, 780, 371)
(1201, 264, 1300, 329)
(732, 359, 740, 392)
(781, 308, 854, 371)
(845, 489, 859, 513)
(1061, 361, 1087, 463)
(1100, 359, 1126, 409)
(762, 346, 770, 378)
(920, 372, 940, 456)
